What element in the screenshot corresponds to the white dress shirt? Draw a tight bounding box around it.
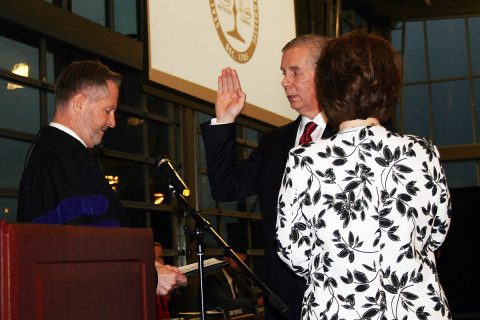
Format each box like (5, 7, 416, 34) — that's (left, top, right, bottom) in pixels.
(50, 122, 87, 148)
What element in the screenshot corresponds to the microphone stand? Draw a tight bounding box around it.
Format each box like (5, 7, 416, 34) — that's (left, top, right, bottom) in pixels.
(167, 185, 291, 320)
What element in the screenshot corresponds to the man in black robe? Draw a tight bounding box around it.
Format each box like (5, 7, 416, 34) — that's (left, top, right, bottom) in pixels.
(17, 60, 186, 294)
(17, 60, 127, 226)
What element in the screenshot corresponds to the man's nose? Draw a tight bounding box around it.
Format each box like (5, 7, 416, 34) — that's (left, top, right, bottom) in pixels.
(108, 114, 116, 128)
(281, 75, 291, 88)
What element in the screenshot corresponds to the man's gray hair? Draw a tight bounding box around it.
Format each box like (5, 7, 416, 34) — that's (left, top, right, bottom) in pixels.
(282, 34, 329, 67)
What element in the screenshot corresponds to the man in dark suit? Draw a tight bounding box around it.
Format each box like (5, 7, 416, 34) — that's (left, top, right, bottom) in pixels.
(204, 250, 262, 315)
(201, 35, 332, 319)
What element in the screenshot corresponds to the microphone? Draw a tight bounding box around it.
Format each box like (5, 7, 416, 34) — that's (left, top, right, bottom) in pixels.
(156, 156, 190, 197)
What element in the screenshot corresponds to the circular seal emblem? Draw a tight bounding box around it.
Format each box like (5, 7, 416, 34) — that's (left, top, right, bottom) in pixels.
(209, 0, 259, 64)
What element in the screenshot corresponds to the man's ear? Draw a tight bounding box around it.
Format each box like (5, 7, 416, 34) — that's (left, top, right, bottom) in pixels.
(72, 93, 85, 114)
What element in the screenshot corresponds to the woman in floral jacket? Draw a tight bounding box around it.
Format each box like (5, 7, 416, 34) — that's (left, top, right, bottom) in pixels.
(276, 29, 451, 320)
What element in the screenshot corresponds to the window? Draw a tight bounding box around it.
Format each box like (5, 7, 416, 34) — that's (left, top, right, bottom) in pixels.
(113, 0, 139, 39)
(394, 16, 480, 187)
(71, 0, 106, 26)
(0, 137, 31, 189)
(65, 0, 140, 40)
(0, 79, 40, 134)
(0, 21, 180, 259)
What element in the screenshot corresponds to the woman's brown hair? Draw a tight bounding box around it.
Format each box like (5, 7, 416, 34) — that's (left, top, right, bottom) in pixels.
(316, 29, 402, 128)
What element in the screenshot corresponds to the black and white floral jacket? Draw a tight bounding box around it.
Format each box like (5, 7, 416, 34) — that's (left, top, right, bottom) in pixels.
(276, 126, 452, 320)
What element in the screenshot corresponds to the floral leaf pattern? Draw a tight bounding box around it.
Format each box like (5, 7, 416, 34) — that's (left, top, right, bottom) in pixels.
(276, 126, 452, 320)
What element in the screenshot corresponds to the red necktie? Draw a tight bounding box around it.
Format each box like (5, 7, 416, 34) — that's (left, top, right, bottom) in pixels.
(299, 122, 318, 145)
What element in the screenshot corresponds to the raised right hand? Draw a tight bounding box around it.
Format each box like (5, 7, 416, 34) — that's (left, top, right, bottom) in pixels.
(215, 67, 246, 123)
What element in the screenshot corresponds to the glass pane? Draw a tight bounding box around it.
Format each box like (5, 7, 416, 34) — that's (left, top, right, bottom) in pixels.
(114, 0, 138, 39)
(197, 112, 211, 168)
(245, 127, 260, 142)
(220, 200, 243, 211)
(469, 17, 480, 76)
(47, 92, 55, 122)
(220, 216, 248, 249)
(199, 174, 215, 209)
(0, 137, 31, 188)
(402, 84, 431, 138)
(100, 156, 146, 202)
(475, 78, 480, 141)
(442, 161, 477, 188)
(147, 120, 172, 158)
(431, 80, 473, 146)
(390, 29, 402, 52)
(427, 18, 468, 79)
(145, 95, 172, 117)
(404, 21, 426, 82)
(46, 51, 55, 84)
(0, 79, 40, 133)
(0, 34, 39, 80)
(0, 197, 17, 222)
(71, 0, 106, 26)
(119, 72, 142, 109)
(102, 112, 144, 155)
(197, 112, 212, 125)
(197, 134, 207, 168)
(203, 214, 219, 248)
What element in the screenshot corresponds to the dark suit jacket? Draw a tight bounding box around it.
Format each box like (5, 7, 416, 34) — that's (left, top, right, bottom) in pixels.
(201, 117, 334, 319)
(204, 269, 258, 314)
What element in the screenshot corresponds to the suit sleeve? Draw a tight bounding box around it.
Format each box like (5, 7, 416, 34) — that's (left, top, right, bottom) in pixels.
(201, 121, 260, 201)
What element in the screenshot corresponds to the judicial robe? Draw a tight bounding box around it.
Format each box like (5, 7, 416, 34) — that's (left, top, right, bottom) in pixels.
(17, 126, 129, 227)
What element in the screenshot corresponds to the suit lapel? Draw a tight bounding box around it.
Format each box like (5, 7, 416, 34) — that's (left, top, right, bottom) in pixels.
(322, 122, 336, 139)
(283, 116, 301, 154)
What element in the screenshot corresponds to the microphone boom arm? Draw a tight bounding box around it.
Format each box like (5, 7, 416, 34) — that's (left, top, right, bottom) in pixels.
(169, 186, 291, 319)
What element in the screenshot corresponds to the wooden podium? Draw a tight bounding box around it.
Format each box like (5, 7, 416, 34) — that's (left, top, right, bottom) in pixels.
(0, 220, 156, 320)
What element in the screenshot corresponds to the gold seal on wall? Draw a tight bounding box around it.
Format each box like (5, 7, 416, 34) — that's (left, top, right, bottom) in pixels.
(210, 0, 259, 64)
